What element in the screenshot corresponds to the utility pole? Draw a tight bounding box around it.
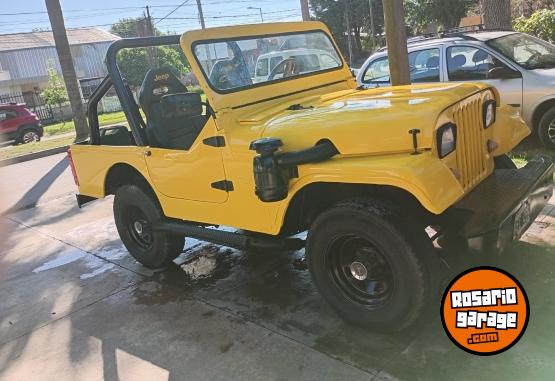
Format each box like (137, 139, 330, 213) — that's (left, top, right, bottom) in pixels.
(300, 0, 310, 21)
(382, 0, 410, 86)
(345, 0, 353, 65)
(145, 6, 156, 66)
(196, 0, 206, 29)
(45, 0, 88, 142)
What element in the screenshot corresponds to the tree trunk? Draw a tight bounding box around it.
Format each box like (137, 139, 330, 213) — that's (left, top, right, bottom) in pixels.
(45, 0, 89, 142)
(300, 0, 310, 21)
(382, 0, 410, 85)
(482, 0, 512, 30)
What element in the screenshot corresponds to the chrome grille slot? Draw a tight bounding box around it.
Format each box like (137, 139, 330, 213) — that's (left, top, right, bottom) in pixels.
(453, 95, 488, 190)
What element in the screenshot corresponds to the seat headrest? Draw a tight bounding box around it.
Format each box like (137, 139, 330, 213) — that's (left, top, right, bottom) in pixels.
(472, 49, 489, 63)
(139, 67, 188, 115)
(451, 54, 467, 68)
(425, 56, 439, 69)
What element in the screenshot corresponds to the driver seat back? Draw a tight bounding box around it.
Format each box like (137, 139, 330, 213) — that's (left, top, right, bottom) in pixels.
(139, 67, 205, 150)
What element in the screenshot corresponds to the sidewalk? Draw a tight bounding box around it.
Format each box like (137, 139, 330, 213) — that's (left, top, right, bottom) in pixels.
(0, 191, 554, 380)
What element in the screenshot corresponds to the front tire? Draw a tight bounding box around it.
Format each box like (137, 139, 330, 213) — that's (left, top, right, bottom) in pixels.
(538, 107, 555, 149)
(114, 184, 184, 268)
(18, 128, 41, 144)
(306, 199, 436, 331)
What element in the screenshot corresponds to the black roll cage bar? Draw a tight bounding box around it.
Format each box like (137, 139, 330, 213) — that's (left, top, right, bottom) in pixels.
(87, 35, 181, 146)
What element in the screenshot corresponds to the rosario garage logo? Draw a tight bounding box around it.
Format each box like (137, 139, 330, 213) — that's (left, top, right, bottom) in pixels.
(441, 267, 529, 355)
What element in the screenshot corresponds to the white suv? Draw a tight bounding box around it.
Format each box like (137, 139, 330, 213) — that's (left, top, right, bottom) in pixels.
(356, 31, 555, 148)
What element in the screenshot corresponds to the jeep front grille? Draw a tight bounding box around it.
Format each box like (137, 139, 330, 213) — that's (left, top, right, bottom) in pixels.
(453, 95, 488, 190)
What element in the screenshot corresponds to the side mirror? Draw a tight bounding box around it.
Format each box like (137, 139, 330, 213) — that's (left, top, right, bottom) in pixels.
(161, 92, 202, 118)
(488, 66, 521, 80)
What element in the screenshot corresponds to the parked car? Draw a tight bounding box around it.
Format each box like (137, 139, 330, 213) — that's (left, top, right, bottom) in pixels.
(0, 103, 43, 144)
(253, 48, 341, 83)
(69, 22, 552, 332)
(356, 31, 555, 149)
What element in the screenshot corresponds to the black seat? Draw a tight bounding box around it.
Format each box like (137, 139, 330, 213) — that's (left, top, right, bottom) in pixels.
(139, 67, 206, 150)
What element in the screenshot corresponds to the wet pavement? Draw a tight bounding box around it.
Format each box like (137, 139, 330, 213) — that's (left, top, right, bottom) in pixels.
(1, 194, 554, 380)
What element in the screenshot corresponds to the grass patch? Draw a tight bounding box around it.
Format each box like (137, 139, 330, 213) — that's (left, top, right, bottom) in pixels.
(0, 135, 75, 162)
(44, 111, 128, 136)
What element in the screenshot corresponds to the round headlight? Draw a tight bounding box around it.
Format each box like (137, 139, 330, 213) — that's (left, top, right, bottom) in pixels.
(437, 123, 457, 158)
(483, 99, 496, 129)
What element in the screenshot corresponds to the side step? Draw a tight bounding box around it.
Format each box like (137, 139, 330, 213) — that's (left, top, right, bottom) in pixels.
(154, 220, 305, 251)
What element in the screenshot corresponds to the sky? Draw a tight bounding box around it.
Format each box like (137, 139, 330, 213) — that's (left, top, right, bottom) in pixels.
(0, 0, 303, 35)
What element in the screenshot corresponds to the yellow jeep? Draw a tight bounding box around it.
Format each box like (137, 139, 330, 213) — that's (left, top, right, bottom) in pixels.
(69, 22, 553, 331)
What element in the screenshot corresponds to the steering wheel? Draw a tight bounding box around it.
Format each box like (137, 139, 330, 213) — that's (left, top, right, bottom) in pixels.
(268, 58, 300, 80)
(525, 52, 541, 67)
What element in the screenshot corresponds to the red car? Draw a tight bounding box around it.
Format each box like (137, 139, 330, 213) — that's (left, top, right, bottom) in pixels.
(0, 103, 43, 144)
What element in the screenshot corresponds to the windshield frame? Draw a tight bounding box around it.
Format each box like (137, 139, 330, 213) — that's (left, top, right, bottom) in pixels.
(485, 32, 555, 70)
(191, 29, 344, 95)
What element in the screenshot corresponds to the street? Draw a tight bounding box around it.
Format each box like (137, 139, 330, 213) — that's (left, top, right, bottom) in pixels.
(0, 155, 554, 380)
(0, 153, 74, 215)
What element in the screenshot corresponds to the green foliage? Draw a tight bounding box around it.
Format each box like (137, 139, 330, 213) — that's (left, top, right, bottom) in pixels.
(404, 0, 478, 32)
(40, 63, 68, 107)
(117, 46, 191, 88)
(514, 9, 555, 43)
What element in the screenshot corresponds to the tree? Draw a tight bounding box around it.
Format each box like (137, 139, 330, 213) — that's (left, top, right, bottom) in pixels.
(45, 0, 89, 142)
(310, 0, 384, 62)
(404, 0, 478, 33)
(41, 62, 68, 123)
(482, 0, 512, 30)
(514, 9, 555, 43)
(110, 19, 191, 88)
(117, 47, 190, 88)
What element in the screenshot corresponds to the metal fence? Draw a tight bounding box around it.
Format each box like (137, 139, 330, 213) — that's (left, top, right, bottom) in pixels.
(0, 92, 55, 124)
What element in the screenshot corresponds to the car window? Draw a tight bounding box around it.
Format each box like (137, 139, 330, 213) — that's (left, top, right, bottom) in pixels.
(256, 58, 268, 77)
(292, 54, 320, 72)
(0, 109, 17, 121)
(447, 46, 508, 81)
(320, 53, 338, 69)
(408, 48, 440, 83)
(363, 49, 440, 84)
(269, 56, 284, 74)
(363, 57, 391, 83)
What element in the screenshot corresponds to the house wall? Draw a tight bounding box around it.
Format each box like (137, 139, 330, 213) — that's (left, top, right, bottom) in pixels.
(0, 42, 112, 92)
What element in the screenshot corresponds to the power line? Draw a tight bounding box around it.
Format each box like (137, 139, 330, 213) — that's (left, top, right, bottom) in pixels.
(155, 0, 192, 25)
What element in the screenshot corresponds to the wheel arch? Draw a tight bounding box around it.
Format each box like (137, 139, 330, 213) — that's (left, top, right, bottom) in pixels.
(531, 97, 555, 130)
(104, 162, 154, 197)
(279, 181, 432, 236)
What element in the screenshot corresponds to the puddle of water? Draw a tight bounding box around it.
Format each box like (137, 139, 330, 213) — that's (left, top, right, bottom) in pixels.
(80, 263, 115, 280)
(32, 250, 85, 273)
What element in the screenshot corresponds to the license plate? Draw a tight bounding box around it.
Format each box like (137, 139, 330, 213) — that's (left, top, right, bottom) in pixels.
(514, 201, 531, 240)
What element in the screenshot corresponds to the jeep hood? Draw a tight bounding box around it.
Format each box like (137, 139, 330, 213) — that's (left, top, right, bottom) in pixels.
(256, 82, 491, 155)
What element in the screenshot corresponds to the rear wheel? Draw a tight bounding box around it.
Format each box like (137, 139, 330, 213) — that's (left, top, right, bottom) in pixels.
(306, 199, 437, 331)
(18, 128, 41, 144)
(538, 107, 555, 149)
(114, 184, 184, 268)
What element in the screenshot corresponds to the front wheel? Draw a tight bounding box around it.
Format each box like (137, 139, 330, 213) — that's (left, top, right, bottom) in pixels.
(18, 128, 41, 144)
(114, 184, 184, 268)
(538, 107, 555, 149)
(306, 199, 436, 331)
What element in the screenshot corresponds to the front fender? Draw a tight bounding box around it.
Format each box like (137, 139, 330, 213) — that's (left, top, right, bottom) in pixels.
(490, 104, 530, 157)
(275, 151, 465, 228)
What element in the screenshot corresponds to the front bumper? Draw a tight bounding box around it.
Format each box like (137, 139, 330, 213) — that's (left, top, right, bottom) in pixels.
(449, 155, 553, 254)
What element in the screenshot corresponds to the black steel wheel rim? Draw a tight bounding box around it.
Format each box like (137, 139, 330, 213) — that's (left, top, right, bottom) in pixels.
(125, 206, 153, 249)
(327, 235, 394, 306)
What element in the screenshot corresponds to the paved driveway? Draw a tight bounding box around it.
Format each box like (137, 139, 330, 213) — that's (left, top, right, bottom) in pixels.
(0, 188, 554, 380)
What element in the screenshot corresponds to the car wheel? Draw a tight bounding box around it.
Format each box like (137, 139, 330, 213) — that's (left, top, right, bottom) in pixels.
(538, 107, 555, 149)
(18, 128, 41, 144)
(306, 199, 437, 331)
(494, 154, 517, 169)
(114, 184, 185, 268)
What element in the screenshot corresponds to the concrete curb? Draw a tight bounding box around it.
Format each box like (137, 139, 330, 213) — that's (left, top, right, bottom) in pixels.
(0, 145, 69, 167)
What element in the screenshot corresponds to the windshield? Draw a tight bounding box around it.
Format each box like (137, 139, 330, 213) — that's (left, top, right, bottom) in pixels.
(487, 33, 555, 70)
(193, 30, 342, 93)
